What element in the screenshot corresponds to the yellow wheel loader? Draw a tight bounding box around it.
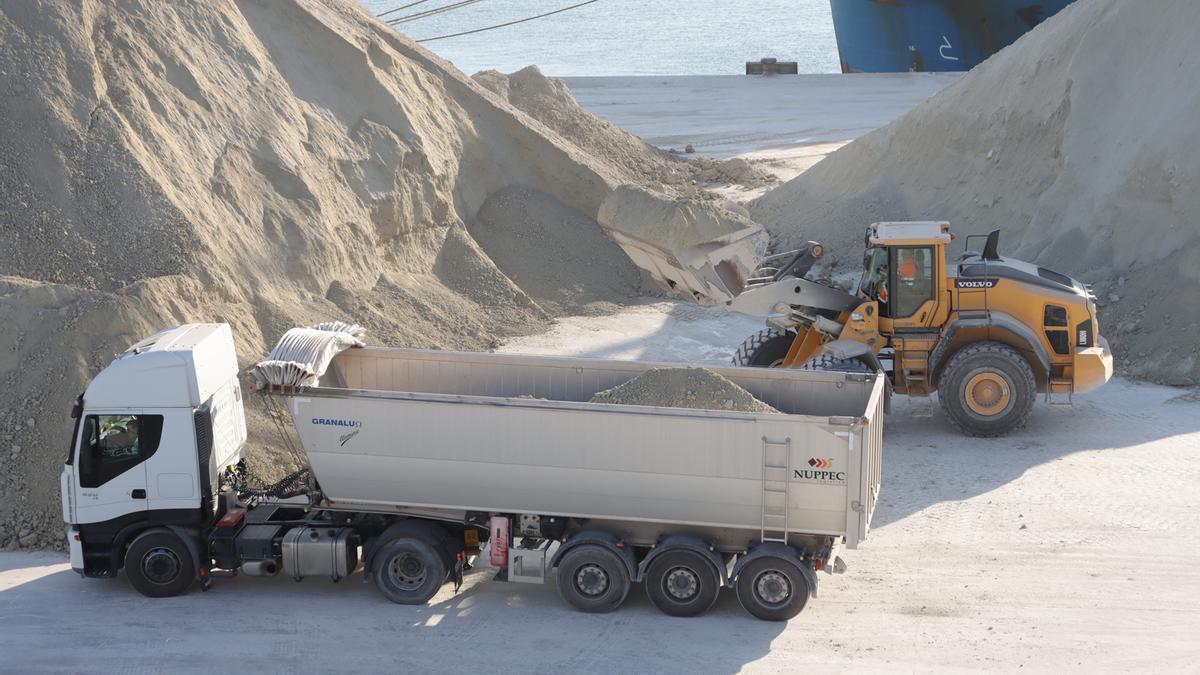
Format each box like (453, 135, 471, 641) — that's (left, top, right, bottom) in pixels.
(601, 217, 1113, 436)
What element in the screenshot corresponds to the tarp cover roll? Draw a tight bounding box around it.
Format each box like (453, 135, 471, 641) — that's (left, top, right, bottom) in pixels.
(250, 322, 366, 389)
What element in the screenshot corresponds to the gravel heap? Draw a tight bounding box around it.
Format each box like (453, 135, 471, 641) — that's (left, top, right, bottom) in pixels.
(590, 368, 779, 414)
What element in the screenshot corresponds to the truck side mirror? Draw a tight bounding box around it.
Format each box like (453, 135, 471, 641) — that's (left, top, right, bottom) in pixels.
(70, 395, 83, 420)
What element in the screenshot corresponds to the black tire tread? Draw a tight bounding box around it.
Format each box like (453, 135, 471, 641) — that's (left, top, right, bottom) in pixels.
(731, 329, 794, 367)
(643, 549, 721, 618)
(371, 537, 447, 605)
(734, 556, 810, 621)
(124, 530, 196, 599)
(936, 341, 1036, 437)
(555, 545, 631, 614)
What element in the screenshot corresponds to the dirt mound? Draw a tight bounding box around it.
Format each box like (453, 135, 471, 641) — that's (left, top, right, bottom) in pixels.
(0, 0, 648, 548)
(748, 0, 1200, 384)
(590, 367, 778, 413)
(473, 66, 774, 193)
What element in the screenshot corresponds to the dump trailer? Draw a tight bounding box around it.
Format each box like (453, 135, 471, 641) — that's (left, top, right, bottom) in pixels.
(61, 323, 885, 621)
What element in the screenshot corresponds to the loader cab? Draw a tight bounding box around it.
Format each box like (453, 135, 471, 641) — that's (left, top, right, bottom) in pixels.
(857, 221, 952, 331)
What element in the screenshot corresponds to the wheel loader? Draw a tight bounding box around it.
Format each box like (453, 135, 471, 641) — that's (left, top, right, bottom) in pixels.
(600, 218, 1113, 436)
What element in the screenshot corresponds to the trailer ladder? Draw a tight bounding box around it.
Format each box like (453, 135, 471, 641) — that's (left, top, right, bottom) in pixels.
(760, 437, 792, 544)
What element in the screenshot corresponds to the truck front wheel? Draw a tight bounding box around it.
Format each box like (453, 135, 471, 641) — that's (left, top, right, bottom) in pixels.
(124, 530, 196, 598)
(555, 545, 631, 613)
(937, 341, 1036, 437)
(372, 538, 447, 605)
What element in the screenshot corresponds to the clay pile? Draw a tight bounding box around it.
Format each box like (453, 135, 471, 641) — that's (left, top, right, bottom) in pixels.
(590, 368, 779, 414)
(748, 0, 1200, 384)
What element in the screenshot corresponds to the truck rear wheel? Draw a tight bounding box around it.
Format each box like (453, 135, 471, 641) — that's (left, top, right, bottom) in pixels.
(555, 545, 631, 613)
(124, 530, 196, 598)
(735, 556, 809, 621)
(937, 341, 1035, 437)
(644, 549, 721, 617)
(372, 538, 447, 605)
(732, 329, 794, 367)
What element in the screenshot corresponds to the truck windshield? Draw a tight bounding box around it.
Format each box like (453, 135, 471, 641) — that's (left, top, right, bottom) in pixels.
(859, 248, 889, 302)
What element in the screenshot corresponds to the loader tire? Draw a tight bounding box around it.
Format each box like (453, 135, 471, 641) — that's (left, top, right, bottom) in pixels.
(732, 329, 794, 368)
(937, 341, 1035, 437)
(800, 353, 872, 374)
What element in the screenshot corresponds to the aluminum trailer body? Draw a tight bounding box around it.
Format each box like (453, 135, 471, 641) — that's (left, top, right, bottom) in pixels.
(62, 324, 885, 620)
(299, 346, 884, 552)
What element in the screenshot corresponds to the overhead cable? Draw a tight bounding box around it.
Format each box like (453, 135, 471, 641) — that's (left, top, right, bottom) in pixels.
(415, 0, 602, 43)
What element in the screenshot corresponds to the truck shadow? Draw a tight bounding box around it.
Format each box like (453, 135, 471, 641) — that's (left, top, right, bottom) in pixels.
(0, 553, 786, 674)
(869, 378, 1199, 528)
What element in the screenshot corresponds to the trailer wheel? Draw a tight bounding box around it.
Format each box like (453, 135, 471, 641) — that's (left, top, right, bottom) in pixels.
(555, 545, 631, 613)
(124, 530, 196, 598)
(732, 329, 794, 367)
(735, 556, 809, 621)
(937, 341, 1035, 437)
(372, 538, 447, 605)
(644, 550, 721, 617)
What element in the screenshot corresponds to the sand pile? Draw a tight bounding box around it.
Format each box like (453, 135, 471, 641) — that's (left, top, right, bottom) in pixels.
(748, 0, 1200, 384)
(599, 186, 765, 251)
(473, 66, 774, 194)
(0, 0, 651, 548)
(590, 368, 778, 414)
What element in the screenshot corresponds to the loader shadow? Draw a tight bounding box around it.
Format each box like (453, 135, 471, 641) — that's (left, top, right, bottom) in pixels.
(0, 552, 785, 674)
(869, 379, 1200, 528)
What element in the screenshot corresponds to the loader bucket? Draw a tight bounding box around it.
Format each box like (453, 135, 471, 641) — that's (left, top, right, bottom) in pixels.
(597, 186, 769, 305)
(600, 224, 768, 305)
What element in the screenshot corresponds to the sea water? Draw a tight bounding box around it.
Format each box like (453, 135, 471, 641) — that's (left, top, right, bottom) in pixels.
(359, 0, 839, 76)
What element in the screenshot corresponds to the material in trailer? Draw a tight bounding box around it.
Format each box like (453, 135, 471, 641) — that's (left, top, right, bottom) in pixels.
(61, 323, 885, 620)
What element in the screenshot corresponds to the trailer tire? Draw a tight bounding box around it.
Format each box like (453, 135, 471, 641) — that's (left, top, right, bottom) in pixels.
(372, 538, 447, 605)
(124, 530, 196, 598)
(555, 545, 631, 613)
(937, 341, 1035, 437)
(644, 549, 721, 617)
(732, 329, 794, 368)
(735, 556, 809, 621)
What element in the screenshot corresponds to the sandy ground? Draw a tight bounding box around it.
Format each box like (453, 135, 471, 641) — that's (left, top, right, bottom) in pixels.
(4, 301, 1197, 673)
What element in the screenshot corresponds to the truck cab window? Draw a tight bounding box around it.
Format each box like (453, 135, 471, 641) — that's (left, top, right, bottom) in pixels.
(77, 414, 163, 488)
(891, 246, 935, 318)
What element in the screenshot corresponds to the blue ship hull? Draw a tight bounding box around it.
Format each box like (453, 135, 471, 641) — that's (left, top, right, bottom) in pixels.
(830, 0, 1076, 72)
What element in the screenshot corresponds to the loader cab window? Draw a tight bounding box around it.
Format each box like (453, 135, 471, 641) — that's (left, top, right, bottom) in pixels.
(890, 246, 935, 318)
(77, 414, 163, 488)
(859, 247, 890, 312)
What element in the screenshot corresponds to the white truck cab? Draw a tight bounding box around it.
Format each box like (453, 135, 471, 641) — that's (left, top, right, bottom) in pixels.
(62, 324, 246, 578)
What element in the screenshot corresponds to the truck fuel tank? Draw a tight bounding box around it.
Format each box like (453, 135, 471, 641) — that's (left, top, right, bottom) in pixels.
(281, 526, 358, 582)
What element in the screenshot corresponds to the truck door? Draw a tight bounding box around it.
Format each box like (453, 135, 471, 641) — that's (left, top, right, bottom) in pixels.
(71, 411, 164, 524)
(142, 408, 201, 513)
